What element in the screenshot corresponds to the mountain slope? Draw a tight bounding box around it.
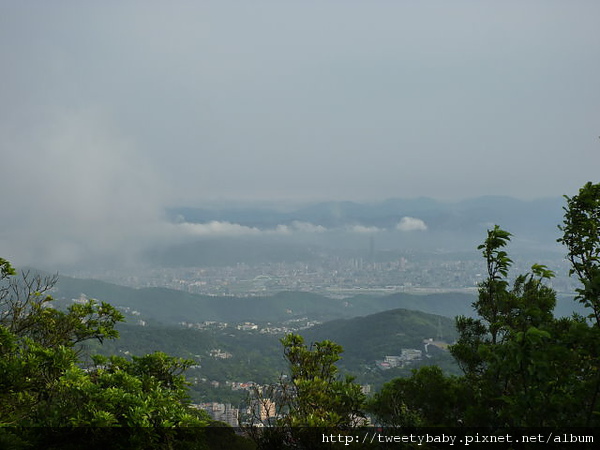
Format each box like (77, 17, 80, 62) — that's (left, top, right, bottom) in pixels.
(302, 308, 457, 363)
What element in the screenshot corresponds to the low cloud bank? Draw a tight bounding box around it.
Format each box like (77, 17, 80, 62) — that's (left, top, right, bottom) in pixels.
(396, 217, 428, 231)
(171, 218, 426, 238)
(171, 220, 327, 238)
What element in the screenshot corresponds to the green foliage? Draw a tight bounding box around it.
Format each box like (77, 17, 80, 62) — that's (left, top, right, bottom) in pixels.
(245, 334, 365, 449)
(1, 268, 126, 428)
(556, 181, 600, 425)
(372, 186, 600, 430)
(39, 353, 209, 429)
(474, 225, 513, 344)
(0, 261, 246, 449)
(1, 269, 124, 349)
(448, 221, 599, 427)
(0, 257, 16, 278)
(558, 181, 600, 326)
(368, 366, 465, 427)
(279, 334, 365, 428)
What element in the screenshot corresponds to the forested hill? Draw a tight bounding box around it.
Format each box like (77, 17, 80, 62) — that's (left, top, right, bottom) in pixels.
(301, 308, 458, 370)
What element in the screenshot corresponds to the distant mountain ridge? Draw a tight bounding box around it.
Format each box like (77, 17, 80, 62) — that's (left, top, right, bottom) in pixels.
(166, 195, 565, 251)
(169, 195, 563, 228)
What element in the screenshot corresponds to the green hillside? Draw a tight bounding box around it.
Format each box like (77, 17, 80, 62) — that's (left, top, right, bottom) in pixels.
(301, 308, 459, 382)
(82, 305, 460, 399)
(303, 308, 457, 358)
(88, 324, 286, 386)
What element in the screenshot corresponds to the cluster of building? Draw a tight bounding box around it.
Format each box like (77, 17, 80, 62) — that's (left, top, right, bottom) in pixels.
(194, 398, 280, 428)
(374, 340, 450, 371)
(179, 320, 228, 330)
(375, 349, 424, 370)
(179, 318, 321, 335)
(194, 402, 240, 427)
(209, 349, 232, 359)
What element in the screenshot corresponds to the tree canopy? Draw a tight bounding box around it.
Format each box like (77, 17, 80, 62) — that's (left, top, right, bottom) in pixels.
(0, 263, 249, 449)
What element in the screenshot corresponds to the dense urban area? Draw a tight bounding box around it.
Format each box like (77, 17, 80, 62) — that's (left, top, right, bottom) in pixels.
(69, 250, 575, 297)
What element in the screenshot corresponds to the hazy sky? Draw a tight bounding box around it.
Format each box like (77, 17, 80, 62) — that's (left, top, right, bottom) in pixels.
(1, 1, 599, 265)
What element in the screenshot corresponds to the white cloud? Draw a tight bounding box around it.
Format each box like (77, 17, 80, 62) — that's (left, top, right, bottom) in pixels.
(173, 220, 327, 238)
(175, 221, 262, 237)
(171, 220, 395, 238)
(396, 217, 428, 232)
(172, 219, 385, 237)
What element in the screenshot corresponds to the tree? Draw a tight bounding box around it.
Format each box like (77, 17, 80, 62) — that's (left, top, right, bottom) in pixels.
(372, 222, 594, 428)
(245, 334, 365, 449)
(558, 181, 600, 424)
(474, 225, 513, 345)
(368, 366, 465, 427)
(0, 257, 16, 278)
(279, 334, 365, 429)
(1, 266, 125, 428)
(0, 261, 233, 449)
(449, 224, 599, 427)
(1, 268, 123, 349)
(558, 181, 600, 326)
